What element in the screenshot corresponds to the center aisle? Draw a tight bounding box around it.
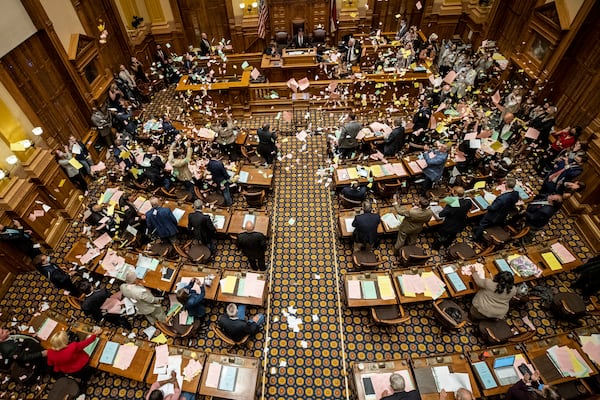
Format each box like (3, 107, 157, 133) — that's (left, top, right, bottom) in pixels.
(262, 133, 349, 399)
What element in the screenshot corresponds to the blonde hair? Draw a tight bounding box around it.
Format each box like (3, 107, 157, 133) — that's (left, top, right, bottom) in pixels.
(49, 330, 69, 351)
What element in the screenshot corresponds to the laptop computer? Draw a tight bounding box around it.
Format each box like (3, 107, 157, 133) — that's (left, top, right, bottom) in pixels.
(493, 355, 520, 386)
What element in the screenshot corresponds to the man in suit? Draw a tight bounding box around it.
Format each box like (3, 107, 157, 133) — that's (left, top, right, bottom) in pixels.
(0, 220, 41, 259)
(78, 281, 131, 329)
(120, 271, 166, 324)
(207, 156, 233, 206)
(412, 98, 432, 132)
(473, 177, 520, 241)
(338, 113, 361, 159)
(257, 124, 278, 165)
(344, 37, 362, 65)
(392, 196, 433, 251)
(525, 193, 562, 230)
(341, 181, 367, 202)
(154, 44, 168, 66)
(381, 373, 420, 400)
(188, 200, 217, 254)
(432, 186, 472, 250)
(352, 200, 381, 251)
(540, 153, 586, 195)
(145, 197, 179, 243)
(421, 143, 449, 195)
(381, 118, 406, 157)
(292, 28, 309, 48)
(199, 32, 212, 56)
(218, 303, 264, 342)
(34, 254, 81, 297)
(237, 220, 268, 271)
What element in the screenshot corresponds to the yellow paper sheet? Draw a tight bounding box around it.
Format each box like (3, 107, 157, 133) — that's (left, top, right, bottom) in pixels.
(371, 165, 384, 178)
(58, 179, 66, 188)
(221, 275, 237, 294)
(473, 181, 486, 189)
(347, 168, 359, 180)
(377, 275, 395, 300)
(69, 158, 83, 169)
(542, 252, 562, 271)
(10, 142, 26, 151)
(151, 333, 168, 344)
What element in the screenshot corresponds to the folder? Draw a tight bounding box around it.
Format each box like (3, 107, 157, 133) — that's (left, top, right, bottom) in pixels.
(218, 365, 238, 391)
(473, 195, 489, 210)
(84, 337, 100, 357)
(377, 275, 395, 300)
(472, 361, 498, 390)
(361, 280, 378, 300)
(100, 341, 119, 364)
(494, 258, 512, 274)
(347, 168, 359, 180)
(542, 252, 562, 271)
(221, 275, 238, 294)
(446, 272, 467, 292)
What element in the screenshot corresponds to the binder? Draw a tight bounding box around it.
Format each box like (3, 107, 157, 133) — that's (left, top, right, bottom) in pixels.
(472, 361, 498, 390)
(473, 195, 489, 210)
(494, 259, 513, 274)
(446, 272, 467, 292)
(361, 280, 378, 300)
(100, 341, 119, 364)
(218, 365, 238, 391)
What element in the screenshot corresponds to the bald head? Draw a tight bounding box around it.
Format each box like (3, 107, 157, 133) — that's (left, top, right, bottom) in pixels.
(125, 271, 137, 284)
(456, 388, 474, 400)
(503, 113, 514, 124)
(389, 373, 406, 391)
(244, 221, 255, 232)
(453, 186, 465, 197)
(150, 197, 161, 207)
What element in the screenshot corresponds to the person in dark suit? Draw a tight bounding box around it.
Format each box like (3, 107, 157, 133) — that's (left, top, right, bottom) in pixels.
(207, 157, 233, 206)
(344, 37, 362, 65)
(381, 118, 406, 157)
(380, 373, 420, 400)
(264, 41, 280, 56)
(292, 28, 309, 48)
(188, 200, 217, 254)
(237, 220, 268, 271)
(78, 281, 131, 329)
(199, 32, 212, 56)
(432, 186, 472, 250)
(176, 278, 206, 320)
(154, 44, 168, 66)
(352, 200, 381, 251)
(539, 153, 586, 195)
(412, 98, 432, 132)
(341, 182, 367, 202)
(34, 254, 81, 296)
(525, 193, 562, 230)
(0, 220, 41, 259)
(257, 124, 277, 165)
(473, 177, 520, 241)
(145, 197, 179, 243)
(218, 303, 264, 342)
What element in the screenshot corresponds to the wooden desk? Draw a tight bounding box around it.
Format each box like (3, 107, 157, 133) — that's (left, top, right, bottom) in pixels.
(338, 209, 384, 239)
(282, 48, 317, 66)
(391, 267, 449, 304)
(412, 353, 481, 400)
(163, 201, 231, 234)
(352, 358, 416, 400)
(524, 333, 598, 386)
(96, 250, 178, 292)
(146, 344, 206, 394)
(528, 240, 584, 274)
(466, 345, 534, 397)
(426, 197, 486, 229)
(216, 269, 267, 307)
(199, 353, 260, 400)
(175, 265, 222, 301)
(333, 159, 409, 188)
(438, 263, 482, 298)
(64, 238, 104, 270)
(238, 164, 274, 189)
(227, 209, 270, 236)
(402, 155, 456, 177)
(344, 271, 398, 308)
(92, 333, 154, 382)
(24, 310, 69, 349)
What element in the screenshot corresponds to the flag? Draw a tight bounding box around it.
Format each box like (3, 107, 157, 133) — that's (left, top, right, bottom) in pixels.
(330, 0, 338, 33)
(257, 0, 269, 39)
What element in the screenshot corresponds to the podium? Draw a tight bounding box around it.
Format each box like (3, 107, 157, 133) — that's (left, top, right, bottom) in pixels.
(282, 48, 317, 66)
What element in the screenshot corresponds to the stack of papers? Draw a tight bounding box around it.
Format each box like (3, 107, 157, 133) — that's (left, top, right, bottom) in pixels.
(99, 341, 120, 364)
(172, 208, 186, 222)
(381, 213, 403, 230)
(432, 366, 472, 393)
(397, 272, 446, 299)
(551, 243, 576, 264)
(205, 362, 239, 392)
(541, 252, 562, 271)
(113, 343, 138, 370)
(220, 276, 237, 294)
(37, 318, 58, 340)
(547, 345, 592, 378)
(580, 334, 600, 365)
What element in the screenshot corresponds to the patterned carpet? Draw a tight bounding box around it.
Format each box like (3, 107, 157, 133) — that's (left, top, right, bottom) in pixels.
(0, 86, 597, 399)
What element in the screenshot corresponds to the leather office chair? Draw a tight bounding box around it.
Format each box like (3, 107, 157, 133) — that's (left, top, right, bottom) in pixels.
(370, 305, 410, 328)
(313, 28, 326, 44)
(446, 242, 493, 261)
(352, 249, 384, 270)
(240, 145, 264, 165)
(397, 245, 431, 266)
(173, 241, 211, 263)
(478, 319, 535, 345)
(194, 186, 226, 207)
(156, 318, 201, 339)
(433, 299, 468, 330)
(482, 225, 530, 249)
(148, 241, 173, 258)
(376, 179, 405, 198)
(47, 377, 81, 400)
(275, 31, 289, 49)
(339, 193, 362, 209)
(212, 323, 250, 349)
(67, 294, 84, 310)
(551, 292, 587, 320)
(242, 189, 266, 207)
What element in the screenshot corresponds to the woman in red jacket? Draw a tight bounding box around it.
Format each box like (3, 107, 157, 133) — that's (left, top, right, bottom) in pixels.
(47, 326, 102, 377)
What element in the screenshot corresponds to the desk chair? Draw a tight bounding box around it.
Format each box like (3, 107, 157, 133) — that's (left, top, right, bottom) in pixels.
(240, 145, 264, 165)
(148, 241, 173, 258)
(242, 189, 266, 207)
(352, 249, 384, 270)
(156, 318, 201, 339)
(433, 299, 468, 330)
(173, 241, 211, 263)
(275, 31, 289, 50)
(67, 294, 84, 310)
(211, 324, 250, 349)
(375, 179, 406, 198)
(482, 225, 530, 250)
(370, 305, 410, 330)
(446, 242, 493, 261)
(47, 377, 80, 400)
(159, 185, 192, 202)
(339, 193, 362, 209)
(478, 319, 535, 345)
(313, 28, 326, 44)
(551, 292, 587, 320)
(397, 245, 431, 267)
